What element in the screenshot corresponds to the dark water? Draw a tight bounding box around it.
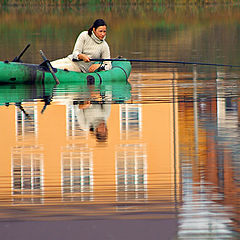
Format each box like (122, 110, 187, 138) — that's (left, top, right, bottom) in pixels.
(1, 4, 240, 240)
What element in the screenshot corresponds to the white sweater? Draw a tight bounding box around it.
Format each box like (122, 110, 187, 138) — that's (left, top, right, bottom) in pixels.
(74, 103, 111, 131)
(68, 31, 111, 73)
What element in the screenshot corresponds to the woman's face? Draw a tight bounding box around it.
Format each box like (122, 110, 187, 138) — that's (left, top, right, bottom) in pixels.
(93, 25, 107, 40)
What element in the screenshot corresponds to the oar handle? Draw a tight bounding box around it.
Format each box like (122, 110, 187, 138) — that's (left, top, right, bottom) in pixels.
(40, 50, 60, 84)
(12, 43, 31, 62)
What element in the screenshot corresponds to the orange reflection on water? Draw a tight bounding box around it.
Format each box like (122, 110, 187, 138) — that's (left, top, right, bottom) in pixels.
(0, 72, 178, 220)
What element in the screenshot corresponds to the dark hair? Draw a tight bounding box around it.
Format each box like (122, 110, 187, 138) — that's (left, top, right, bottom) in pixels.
(88, 19, 107, 36)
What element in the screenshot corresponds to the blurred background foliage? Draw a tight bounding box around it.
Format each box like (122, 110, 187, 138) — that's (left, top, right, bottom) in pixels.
(0, 0, 240, 5)
(0, 2, 240, 67)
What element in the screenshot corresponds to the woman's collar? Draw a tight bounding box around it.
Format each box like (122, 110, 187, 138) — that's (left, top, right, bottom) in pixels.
(91, 31, 105, 44)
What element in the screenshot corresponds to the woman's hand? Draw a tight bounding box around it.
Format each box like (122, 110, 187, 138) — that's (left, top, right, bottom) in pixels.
(78, 101, 91, 109)
(77, 54, 90, 62)
(88, 64, 101, 73)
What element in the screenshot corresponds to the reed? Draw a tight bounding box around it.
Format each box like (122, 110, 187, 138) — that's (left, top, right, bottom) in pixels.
(0, 0, 239, 6)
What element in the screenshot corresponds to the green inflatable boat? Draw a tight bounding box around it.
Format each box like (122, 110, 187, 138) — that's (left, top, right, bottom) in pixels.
(0, 55, 131, 85)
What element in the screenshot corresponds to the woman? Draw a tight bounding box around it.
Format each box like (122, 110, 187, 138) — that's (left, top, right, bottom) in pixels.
(75, 102, 111, 142)
(51, 19, 111, 73)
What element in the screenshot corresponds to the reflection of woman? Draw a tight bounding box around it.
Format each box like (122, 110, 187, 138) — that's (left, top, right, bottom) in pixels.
(51, 19, 111, 73)
(74, 101, 111, 142)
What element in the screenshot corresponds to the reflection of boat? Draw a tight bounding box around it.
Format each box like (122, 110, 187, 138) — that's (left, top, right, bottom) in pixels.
(0, 81, 132, 106)
(0, 59, 131, 84)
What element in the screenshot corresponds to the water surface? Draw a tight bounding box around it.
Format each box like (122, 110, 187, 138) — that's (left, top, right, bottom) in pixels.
(1, 4, 240, 240)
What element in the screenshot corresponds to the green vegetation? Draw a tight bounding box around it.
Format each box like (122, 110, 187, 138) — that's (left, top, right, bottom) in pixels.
(0, 0, 239, 5)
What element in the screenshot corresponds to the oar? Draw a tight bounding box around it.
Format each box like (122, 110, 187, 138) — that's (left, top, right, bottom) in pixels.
(12, 43, 31, 62)
(40, 50, 60, 84)
(73, 58, 240, 68)
(41, 96, 52, 114)
(40, 84, 56, 114)
(15, 102, 31, 119)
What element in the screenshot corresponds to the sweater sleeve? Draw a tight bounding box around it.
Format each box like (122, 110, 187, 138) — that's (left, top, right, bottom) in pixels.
(101, 42, 112, 70)
(72, 31, 86, 60)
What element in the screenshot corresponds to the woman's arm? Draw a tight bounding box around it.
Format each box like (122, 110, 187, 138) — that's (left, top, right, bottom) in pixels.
(101, 43, 112, 70)
(88, 43, 111, 72)
(72, 31, 87, 60)
(88, 63, 101, 72)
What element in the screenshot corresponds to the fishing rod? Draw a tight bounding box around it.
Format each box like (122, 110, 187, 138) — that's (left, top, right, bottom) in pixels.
(73, 58, 240, 68)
